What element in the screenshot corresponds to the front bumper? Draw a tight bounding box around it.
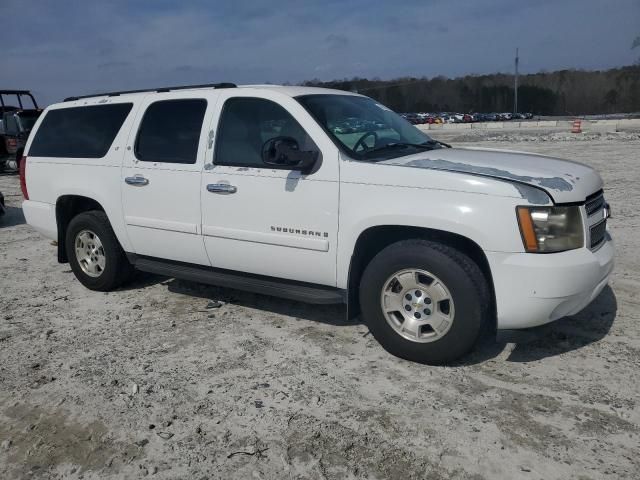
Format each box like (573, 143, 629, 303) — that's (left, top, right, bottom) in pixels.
(486, 235, 615, 329)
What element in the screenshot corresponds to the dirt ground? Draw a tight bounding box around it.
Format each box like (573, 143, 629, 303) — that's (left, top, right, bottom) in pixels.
(1, 130, 639, 479)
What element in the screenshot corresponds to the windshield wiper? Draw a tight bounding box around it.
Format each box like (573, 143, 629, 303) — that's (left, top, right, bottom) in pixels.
(363, 142, 435, 156)
(426, 139, 452, 148)
(362, 140, 453, 158)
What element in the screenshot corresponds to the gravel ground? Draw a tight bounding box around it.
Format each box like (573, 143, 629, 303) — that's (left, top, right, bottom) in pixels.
(1, 131, 639, 479)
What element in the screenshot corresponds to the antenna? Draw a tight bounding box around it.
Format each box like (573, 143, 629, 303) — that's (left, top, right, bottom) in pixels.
(514, 47, 519, 115)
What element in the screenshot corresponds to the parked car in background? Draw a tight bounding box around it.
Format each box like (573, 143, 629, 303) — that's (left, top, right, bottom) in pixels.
(0, 90, 42, 172)
(402, 113, 419, 124)
(394, 111, 532, 125)
(416, 113, 433, 124)
(442, 114, 456, 124)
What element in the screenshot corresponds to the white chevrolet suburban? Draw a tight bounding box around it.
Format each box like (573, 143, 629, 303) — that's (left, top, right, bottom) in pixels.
(20, 83, 614, 364)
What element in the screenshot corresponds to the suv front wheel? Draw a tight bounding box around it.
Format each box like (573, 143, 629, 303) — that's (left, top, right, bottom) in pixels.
(66, 211, 133, 291)
(359, 239, 488, 365)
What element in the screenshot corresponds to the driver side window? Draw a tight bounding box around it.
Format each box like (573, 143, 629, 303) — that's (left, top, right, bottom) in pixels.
(214, 97, 318, 168)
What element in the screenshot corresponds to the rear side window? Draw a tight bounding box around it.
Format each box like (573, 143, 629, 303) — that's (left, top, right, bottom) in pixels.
(28, 104, 133, 158)
(135, 99, 207, 164)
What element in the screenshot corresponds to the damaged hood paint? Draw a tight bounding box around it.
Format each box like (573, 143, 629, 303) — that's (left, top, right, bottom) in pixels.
(378, 146, 603, 203)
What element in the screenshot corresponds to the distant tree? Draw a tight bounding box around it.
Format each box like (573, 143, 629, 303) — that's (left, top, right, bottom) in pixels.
(519, 85, 558, 114)
(604, 89, 618, 112)
(303, 65, 640, 114)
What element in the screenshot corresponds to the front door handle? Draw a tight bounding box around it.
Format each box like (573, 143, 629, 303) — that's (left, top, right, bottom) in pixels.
(125, 175, 149, 186)
(207, 183, 237, 194)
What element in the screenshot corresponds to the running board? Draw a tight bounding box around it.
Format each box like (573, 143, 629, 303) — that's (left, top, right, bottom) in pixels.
(131, 255, 346, 305)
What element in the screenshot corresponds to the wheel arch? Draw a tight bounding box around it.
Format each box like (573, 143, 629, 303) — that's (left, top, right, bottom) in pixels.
(55, 195, 106, 263)
(346, 225, 496, 327)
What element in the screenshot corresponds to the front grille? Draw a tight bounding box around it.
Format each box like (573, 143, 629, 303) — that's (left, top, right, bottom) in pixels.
(585, 193, 605, 216)
(590, 219, 607, 248)
(585, 190, 608, 250)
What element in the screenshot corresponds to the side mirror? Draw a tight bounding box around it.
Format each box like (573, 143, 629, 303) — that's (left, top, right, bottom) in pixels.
(261, 136, 318, 174)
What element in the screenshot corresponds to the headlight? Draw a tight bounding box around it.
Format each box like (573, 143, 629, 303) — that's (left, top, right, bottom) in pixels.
(516, 206, 584, 253)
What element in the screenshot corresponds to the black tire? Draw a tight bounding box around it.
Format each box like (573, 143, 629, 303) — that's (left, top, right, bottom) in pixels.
(359, 239, 489, 365)
(65, 211, 134, 291)
(15, 151, 23, 171)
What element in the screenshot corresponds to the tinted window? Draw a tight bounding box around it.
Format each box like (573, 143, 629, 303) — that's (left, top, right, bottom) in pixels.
(4, 115, 19, 135)
(136, 99, 207, 164)
(215, 97, 318, 168)
(28, 104, 132, 158)
(17, 111, 41, 132)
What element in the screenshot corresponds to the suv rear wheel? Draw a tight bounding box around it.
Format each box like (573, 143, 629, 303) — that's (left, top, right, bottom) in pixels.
(66, 211, 133, 291)
(359, 239, 488, 365)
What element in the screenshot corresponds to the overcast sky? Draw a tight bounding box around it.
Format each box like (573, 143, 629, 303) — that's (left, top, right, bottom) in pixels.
(2, 0, 638, 106)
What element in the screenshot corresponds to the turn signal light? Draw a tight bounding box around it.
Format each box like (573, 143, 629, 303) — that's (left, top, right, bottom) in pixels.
(517, 207, 539, 252)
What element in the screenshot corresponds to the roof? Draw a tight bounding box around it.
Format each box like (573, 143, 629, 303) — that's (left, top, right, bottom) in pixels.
(238, 84, 361, 97)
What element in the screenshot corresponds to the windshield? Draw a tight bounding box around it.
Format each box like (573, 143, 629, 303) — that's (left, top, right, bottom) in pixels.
(296, 94, 439, 161)
(17, 111, 40, 131)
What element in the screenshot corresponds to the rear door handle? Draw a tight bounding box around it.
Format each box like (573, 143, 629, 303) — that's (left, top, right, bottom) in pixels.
(125, 175, 149, 186)
(207, 183, 237, 194)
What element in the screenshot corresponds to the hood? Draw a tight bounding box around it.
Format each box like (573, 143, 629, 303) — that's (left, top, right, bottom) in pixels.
(378, 146, 602, 204)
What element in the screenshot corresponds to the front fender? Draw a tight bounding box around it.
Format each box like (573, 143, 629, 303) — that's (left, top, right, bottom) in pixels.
(336, 183, 525, 288)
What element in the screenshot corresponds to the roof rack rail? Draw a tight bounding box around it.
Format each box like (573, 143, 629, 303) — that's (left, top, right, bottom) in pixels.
(64, 82, 237, 102)
(0, 89, 33, 95)
(0, 90, 38, 109)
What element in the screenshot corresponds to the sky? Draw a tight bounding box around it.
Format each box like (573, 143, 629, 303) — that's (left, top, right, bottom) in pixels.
(1, 0, 639, 106)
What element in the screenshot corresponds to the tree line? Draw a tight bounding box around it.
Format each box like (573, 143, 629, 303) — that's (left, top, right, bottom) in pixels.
(302, 65, 640, 115)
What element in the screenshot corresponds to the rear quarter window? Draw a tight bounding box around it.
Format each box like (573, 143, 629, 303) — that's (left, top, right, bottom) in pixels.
(28, 103, 133, 158)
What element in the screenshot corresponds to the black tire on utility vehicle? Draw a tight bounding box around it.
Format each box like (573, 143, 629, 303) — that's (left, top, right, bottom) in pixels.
(359, 239, 489, 365)
(66, 210, 134, 291)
